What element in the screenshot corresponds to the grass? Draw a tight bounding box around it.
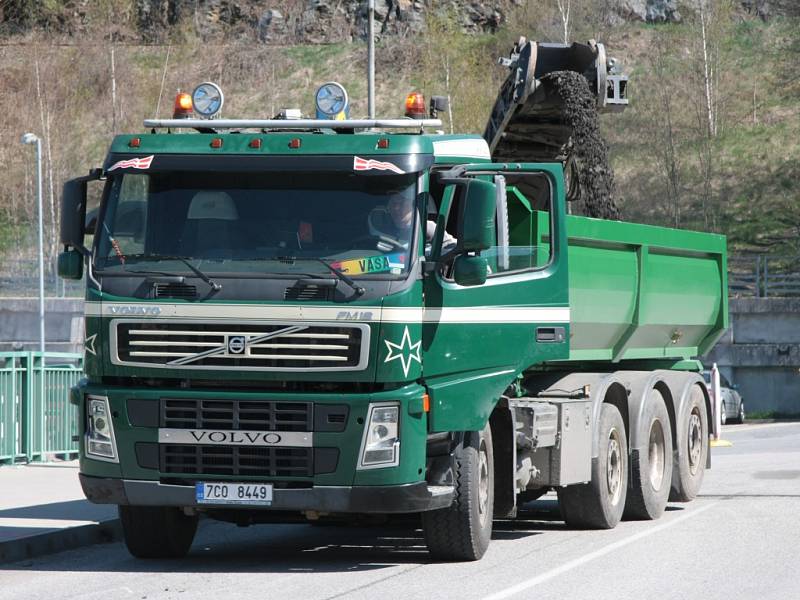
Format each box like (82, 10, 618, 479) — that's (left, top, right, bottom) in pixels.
(745, 411, 800, 420)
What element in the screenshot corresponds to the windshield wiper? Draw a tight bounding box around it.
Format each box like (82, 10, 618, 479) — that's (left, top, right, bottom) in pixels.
(273, 256, 365, 297)
(122, 254, 222, 292)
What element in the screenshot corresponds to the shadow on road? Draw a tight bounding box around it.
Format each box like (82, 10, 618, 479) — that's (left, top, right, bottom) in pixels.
(0, 500, 116, 543)
(0, 501, 567, 573)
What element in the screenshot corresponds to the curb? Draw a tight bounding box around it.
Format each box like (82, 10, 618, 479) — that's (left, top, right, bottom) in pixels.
(0, 519, 121, 565)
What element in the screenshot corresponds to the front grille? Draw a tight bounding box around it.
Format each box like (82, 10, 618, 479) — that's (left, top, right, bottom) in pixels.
(160, 445, 313, 477)
(162, 398, 312, 432)
(113, 320, 368, 370)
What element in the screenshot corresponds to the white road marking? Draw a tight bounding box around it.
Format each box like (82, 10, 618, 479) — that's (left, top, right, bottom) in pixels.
(0, 518, 100, 528)
(482, 502, 718, 600)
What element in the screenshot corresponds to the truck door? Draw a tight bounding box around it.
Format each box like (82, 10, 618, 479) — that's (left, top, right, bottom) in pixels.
(421, 163, 570, 432)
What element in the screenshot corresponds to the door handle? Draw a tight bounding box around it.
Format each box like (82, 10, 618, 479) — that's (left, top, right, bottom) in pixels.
(536, 327, 565, 343)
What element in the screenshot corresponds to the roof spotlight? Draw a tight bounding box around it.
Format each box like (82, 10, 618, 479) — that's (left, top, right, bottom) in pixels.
(315, 82, 349, 120)
(192, 82, 224, 119)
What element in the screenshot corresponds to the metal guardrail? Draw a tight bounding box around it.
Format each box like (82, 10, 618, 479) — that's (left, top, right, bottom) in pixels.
(729, 255, 800, 298)
(0, 352, 83, 464)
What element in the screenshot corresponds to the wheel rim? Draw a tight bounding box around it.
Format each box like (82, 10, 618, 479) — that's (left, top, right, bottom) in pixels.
(720, 404, 727, 425)
(648, 419, 666, 491)
(606, 428, 622, 505)
(477, 439, 490, 527)
(739, 404, 745, 421)
(688, 409, 703, 475)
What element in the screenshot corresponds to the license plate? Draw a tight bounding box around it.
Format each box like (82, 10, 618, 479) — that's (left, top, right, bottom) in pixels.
(195, 482, 273, 506)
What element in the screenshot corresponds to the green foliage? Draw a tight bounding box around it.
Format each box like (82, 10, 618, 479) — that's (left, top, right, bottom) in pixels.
(746, 411, 800, 420)
(0, 12, 798, 261)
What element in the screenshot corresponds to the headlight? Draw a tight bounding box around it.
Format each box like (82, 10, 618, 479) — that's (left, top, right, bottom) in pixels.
(86, 396, 118, 462)
(358, 402, 400, 469)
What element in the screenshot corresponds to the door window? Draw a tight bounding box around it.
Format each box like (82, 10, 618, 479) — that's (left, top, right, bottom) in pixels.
(436, 171, 554, 279)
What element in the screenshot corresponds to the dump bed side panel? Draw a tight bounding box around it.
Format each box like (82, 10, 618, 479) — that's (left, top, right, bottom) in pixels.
(534, 212, 727, 364)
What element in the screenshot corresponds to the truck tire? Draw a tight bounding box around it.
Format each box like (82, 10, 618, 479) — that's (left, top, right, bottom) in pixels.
(119, 505, 198, 559)
(624, 389, 673, 520)
(669, 384, 708, 502)
(558, 403, 627, 529)
(422, 424, 494, 561)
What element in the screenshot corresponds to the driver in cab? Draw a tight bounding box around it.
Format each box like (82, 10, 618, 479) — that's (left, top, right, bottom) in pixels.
(369, 196, 455, 254)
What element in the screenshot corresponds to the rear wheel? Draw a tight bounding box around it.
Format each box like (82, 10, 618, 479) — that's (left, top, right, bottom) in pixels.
(669, 384, 709, 502)
(624, 389, 673, 520)
(736, 402, 745, 424)
(422, 424, 494, 561)
(559, 403, 628, 529)
(119, 505, 198, 559)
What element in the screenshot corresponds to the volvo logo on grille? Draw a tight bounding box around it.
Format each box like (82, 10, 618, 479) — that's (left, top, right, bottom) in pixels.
(227, 336, 246, 354)
(109, 305, 161, 315)
(158, 428, 313, 447)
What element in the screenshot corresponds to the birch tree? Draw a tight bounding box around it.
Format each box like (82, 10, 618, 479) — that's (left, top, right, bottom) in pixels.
(556, 0, 570, 45)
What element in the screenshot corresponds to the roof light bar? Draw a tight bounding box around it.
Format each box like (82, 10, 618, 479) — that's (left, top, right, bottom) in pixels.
(142, 118, 443, 130)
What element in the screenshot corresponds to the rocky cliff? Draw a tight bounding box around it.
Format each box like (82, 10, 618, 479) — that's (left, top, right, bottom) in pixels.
(0, 1, 792, 42)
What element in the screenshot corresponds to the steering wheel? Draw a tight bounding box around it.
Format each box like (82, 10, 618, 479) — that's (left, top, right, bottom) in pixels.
(350, 234, 407, 252)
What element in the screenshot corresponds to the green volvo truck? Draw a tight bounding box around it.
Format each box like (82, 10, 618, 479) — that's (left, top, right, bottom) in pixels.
(59, 40, 726, 560)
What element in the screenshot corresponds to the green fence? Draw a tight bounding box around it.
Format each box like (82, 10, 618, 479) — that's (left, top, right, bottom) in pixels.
(0, 352, 84, 465)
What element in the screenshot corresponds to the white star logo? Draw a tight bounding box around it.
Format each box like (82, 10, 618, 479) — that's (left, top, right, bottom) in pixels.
(85, 333, 98, 356)
(384, 326, 422, 377)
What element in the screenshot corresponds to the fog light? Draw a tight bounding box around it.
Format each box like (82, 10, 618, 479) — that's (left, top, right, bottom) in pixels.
(86, 396, 118, 462)
(358, 403, 400, 469)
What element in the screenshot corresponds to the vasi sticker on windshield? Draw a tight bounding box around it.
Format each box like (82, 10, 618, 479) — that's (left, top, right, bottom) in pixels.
(332, 252, 405, 275)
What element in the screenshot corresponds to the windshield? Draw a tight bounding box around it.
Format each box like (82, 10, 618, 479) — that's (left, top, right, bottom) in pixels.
(94, 170, 418, 278)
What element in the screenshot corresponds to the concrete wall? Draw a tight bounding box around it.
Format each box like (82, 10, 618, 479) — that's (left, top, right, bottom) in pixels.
(707, 298, 800, 415)
(0, 298, 84, 354)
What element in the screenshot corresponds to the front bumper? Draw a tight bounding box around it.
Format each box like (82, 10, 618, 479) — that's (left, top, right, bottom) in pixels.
(80, 474, 453, 514)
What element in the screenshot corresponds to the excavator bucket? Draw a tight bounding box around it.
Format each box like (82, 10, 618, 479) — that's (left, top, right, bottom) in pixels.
(484, 38, 628, 164)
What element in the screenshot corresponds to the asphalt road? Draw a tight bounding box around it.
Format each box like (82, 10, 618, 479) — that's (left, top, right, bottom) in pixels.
(2, 422, 798, 600)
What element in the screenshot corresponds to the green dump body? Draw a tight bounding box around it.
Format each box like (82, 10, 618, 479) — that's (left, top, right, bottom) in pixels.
(522, 209, 727, 365)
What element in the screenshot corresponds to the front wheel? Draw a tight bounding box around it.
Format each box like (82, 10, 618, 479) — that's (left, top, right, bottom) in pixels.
(720, 401, 727, 426)
(119, 505, 198, 559)
(422, 424, 494, 561)
(559, 403, 628, 529)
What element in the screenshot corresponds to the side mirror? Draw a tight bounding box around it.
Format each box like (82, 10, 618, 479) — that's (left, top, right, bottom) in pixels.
(453, 255, 488, 286)
(61, 178, 88, 249)
(460, 179, 495, 252)
(57, 249, 84, 280)
(60, 169, 102, 253)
